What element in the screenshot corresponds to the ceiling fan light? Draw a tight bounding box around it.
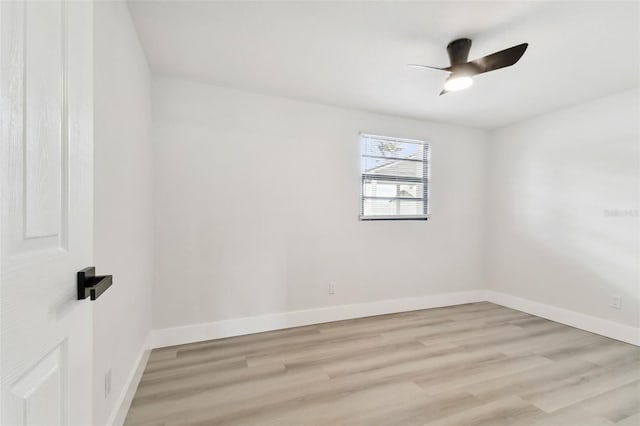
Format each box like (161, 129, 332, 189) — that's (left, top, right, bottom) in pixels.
(444, 75, 473, 92)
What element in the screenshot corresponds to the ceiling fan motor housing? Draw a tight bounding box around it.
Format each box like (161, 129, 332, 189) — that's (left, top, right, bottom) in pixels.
(447, 38, 472, 66)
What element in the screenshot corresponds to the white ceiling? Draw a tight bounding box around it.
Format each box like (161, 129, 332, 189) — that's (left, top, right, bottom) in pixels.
(128, 1, 640, 129)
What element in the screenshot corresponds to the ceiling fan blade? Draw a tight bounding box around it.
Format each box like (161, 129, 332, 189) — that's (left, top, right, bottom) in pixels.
(408, 64, 452, 72)
(467, 43, 528, 75)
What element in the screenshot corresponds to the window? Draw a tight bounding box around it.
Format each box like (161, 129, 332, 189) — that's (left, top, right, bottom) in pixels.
(359, 134, 430, 220)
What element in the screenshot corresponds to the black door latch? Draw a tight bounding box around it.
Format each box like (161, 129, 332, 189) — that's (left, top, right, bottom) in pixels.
(77, 267, 112, 300)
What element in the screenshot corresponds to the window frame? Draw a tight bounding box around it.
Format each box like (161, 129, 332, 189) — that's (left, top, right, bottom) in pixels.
(359, 133, 430, 221)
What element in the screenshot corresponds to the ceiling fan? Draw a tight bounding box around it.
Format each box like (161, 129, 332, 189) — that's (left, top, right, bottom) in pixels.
(409, 38, 528, 95)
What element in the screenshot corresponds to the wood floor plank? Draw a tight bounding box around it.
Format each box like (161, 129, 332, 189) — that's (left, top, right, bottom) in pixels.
(526, 359, 640, 413)
(509, 406, 615, 426)
(202, 381, 428, 426)
(617, 412, 640, 425)
(125, 303, 640, 425)
(347, 390, 488, 426)
(414, 355, 553, 395)
(421, 395, 543, 426)
(574, 380, 640, 423)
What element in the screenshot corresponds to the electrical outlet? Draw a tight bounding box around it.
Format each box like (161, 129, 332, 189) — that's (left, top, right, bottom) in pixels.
(328, 282, 336, 295)
(611, 294, 622, 310)
(105, 369, 112, 399)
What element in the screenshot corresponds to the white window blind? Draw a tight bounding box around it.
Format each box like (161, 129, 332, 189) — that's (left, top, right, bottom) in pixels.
(359, 134, 430, 220)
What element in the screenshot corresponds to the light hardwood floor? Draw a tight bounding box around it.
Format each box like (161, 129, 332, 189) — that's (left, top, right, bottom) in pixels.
(125, 302, 640, 425)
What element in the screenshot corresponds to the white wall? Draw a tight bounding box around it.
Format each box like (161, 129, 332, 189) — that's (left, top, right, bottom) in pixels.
(93, 2, 153, 425)
(486, 88, 640, 328)
(152, 76, 487, 330)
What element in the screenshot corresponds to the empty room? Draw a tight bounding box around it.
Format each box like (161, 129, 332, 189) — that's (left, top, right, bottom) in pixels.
(1, 1, 639, 425)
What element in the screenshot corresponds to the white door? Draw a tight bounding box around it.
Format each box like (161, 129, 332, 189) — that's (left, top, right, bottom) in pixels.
(1, 1, 94, 425)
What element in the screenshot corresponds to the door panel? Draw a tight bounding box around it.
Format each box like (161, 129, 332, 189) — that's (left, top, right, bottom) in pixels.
(5, 0, 68, 261)
(1, 1, 94, 425)
(23, 0, 65, 242)
(9, 345, 65, 425)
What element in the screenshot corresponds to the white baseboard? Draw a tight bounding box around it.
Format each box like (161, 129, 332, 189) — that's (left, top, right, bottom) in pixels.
(152, 290, 640, 349)
(486, 290, 640, 346)
(106, 333, 152, 426)
(152, 290, 486, 348)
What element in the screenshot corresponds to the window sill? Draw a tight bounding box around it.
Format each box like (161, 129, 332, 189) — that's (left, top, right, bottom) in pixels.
(359, 215, 430, 221)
